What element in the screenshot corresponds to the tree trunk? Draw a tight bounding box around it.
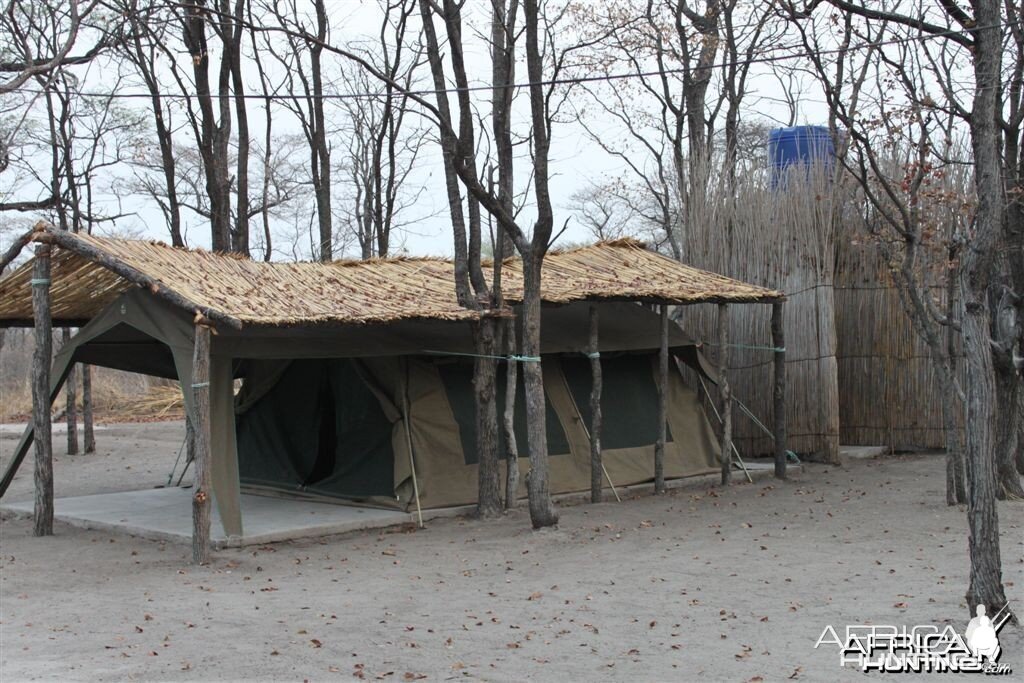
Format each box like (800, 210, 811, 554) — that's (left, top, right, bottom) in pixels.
(311, 0, 332, 261)
(962, 0, 1009, 617)
(994, 365, 1024, 499)
(589, 305, 603, 503)
(521, 255, 557, 528)
(654, 305, 668, 493)
(944, 255, 966, 505)
(64, 329, 78, 455)
(191, 324, 212, 565)
(772, 302, 788, 479)
(961, 301, 1008, 613)
(718, 304, 733, 486)
(942, 372, 967, 505)
(475, 318, 501, 518)
(32, 244, 53, 537)
(185, 412, 196, 475)
(82, 364, 95, 453)
(228, 0, 249, 257)
(503, 317, 519, 509)
(1016, 388, 1024, 476)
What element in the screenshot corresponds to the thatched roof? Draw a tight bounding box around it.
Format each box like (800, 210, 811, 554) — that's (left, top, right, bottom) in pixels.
(0, 226, 782, 328)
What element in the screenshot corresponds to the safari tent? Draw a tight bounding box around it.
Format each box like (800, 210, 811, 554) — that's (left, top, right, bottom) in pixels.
(0, 225, 787, 550)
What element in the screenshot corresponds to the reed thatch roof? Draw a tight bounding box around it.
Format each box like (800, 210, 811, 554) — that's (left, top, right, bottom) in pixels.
(0, 226, 782, 328)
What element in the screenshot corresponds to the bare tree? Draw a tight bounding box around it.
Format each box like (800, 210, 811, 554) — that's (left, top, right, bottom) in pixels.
(572, 1, 780, 256)
(337, 0, 427, 259)
(786, 6, 970, 501)
(415, 0, 591, 525)
(176, 0, 248, 254)
(794, 0, 1013, 618)
(568, 184, 636, 242)
(258, 0, 333, 260)
(0, 0, 110, 95)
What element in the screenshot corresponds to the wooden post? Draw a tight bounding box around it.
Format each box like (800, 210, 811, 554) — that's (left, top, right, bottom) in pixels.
(588, 305, 603, 503)
(654, 304, 669, 494)
(64, 333, 78, 456)
(191, 324, 212, 565)
(772, 301, 787, 479)
(82, 364, 96, 453)
(31, 244, 53, 536)
(503, 318, 519, 509)
(718, 303, 733, 486)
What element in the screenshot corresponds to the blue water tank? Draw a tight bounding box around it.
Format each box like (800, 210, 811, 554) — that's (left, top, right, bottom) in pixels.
(768, 125, 836, 187)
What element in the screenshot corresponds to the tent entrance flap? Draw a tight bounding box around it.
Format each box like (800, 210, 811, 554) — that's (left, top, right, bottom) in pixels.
(235, 359, 395, 502)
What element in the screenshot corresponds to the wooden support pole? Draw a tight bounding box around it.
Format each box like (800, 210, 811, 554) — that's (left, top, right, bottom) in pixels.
(718, 303, 733, 486)
(771, 301, 788, 479)
(191, 324, 212, 565)
(654, 304, 669, 494)
(588, 305, 603, 503)
(503, 319, 519, 509)
(82, 364, 96, 453)
(400, 360, 424, 528)
(64, 331, 78, 455)
(31, 244, 53, 536)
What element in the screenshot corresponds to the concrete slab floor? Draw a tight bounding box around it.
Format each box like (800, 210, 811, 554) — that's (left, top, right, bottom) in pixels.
(0, 461, 799, 548)
(0, 487, 411, 549)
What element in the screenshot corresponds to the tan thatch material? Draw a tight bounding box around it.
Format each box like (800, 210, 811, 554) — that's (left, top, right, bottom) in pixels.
(506, 238, 781, 305)
(0, 228, 782, 328)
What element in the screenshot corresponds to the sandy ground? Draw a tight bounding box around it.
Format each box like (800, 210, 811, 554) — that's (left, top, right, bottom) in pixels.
(0, 421, 1022, 682)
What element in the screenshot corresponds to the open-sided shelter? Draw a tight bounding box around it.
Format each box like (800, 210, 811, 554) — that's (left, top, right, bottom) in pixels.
(0, 225, 786, 550)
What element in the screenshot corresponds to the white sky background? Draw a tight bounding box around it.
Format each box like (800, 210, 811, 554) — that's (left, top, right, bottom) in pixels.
(2, 1, 854, 260)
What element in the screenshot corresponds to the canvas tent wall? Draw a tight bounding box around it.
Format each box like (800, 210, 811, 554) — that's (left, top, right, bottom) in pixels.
(233, 349, 721, 510)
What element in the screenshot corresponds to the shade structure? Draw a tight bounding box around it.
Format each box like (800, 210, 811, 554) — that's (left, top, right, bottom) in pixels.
(0, 227, 783, 540)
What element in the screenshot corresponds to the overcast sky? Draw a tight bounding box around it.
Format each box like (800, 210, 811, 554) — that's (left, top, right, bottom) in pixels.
(1, 1, 835, 260)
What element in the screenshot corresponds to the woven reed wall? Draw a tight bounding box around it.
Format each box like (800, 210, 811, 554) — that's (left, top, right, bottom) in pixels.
(833, 228, 961, 449)
(675, 169, 841, 462)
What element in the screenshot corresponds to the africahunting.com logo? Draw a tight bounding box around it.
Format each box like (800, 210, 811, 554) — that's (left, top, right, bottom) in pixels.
(815, 603, 1013, 675)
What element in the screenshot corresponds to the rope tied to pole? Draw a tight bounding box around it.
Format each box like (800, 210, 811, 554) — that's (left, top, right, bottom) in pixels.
(421, 349, 541, 363)
(584, 351, 600, 359)
(191, 382, 210, 388)
(700, 341, 786, 353)
(29, 278, 51, 286)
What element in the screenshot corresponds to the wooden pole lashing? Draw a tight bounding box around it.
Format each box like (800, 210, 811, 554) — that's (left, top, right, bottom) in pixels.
(588, 305, 603, 503)
(191, 323, 213, 565)
(31, 244, 53, 536)
(718, 303, 733, 486)
(772, 301, 788, 479)
(654, 304, 668, 494)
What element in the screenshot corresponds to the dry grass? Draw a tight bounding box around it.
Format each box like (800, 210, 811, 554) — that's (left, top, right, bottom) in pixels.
(0, 379, 183, 424)
(102, 383, 185, 422)
(0, 330, 177, 423)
